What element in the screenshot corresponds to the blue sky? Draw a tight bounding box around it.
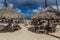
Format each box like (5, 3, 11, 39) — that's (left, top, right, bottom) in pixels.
(0, 0, 60, 18)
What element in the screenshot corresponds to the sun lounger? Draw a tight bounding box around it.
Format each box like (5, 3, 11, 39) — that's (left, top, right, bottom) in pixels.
(36, 29, 47, 33)
(0, 25, 5, 30)
(12, 24, 21, 30)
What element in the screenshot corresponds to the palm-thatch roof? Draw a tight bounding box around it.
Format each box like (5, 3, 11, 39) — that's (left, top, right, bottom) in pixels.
(0, 7, 25, 20)
(31, 7, 60, 20)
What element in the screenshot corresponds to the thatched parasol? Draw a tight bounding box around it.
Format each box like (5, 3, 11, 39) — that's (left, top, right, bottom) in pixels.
(43, 7, 57, 12)
(31, 7, 60, 20)
(0, 7, 24, 32)
(30, 7, 60, 32)
(0, 7, 25, 20)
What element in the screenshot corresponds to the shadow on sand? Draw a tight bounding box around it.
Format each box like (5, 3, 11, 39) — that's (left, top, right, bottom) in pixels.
(0, 30, 8, 33)
(0, 27, 21, 33)
(46, 34, 60, 39)
(28, 27, 45, 34)
(28, 27, 60, 39)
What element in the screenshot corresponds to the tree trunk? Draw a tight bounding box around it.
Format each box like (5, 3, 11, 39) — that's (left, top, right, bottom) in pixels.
(45, 0, 47, 8)
(56, 0, 58, 10)
(4, 0, 8, 7)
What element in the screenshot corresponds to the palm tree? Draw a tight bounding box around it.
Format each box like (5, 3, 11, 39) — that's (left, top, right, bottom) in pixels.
(56, 0, 58, 10)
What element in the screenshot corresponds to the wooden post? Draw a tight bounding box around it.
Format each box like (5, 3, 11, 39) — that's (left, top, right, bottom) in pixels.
(48, 19, 50, 27)
(46, 19, 50, 34)
(7, 19, 14, 32)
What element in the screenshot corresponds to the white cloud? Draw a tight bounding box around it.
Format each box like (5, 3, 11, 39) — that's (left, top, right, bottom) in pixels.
(27, 10, 32, 12)
(38, 6, 44, 10)
(32, 7, 42, 13)
(32, 9, 39, 13)
(0, 0, 3, 2)
(27, 7, 41, 13)
(58, 6, 60, 10)
(27, 9, 39, 13)
(8, 3, 13, 8)
(15, 0, 42, 4)
(51, 6, 60, 10)
(15, 8, 21, 13)
(52, 6, 57, 9)
(0, 3, 4, 9)
(38, 7, 42, 10)
(18, 10, 21, 13)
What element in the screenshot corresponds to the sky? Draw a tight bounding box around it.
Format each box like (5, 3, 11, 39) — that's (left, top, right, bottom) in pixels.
(0, 0, 60, 18)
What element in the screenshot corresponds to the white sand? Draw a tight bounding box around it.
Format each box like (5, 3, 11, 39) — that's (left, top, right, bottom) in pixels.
(0, 23, 60, 40)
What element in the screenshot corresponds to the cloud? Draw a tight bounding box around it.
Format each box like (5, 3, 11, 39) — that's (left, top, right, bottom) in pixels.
(15, 0, 42, 4)
(32, 6, 44, 13)
(0, 3, 4, 9)
(12, 0, 43, 6)
(51, 5, 60, 10)
(27, 10, 32, 12)
(52, 6, 57, 9)
(8, 3, 13, 8)
(37, 7, 44, 10)
(58, 6, 60, 10)
(27, 9, 39, 13)
(17, 10, 21, 13)
(38, 7, 42, 10)
(1, 0, 60, 8)
(0, 0, 60, 6)
(15, 8, 21, 13)
(27, 5, 60, 13)
(0, 0, 3, 3)
(32, 9, 39, 13)
(27, 7, 42, 13)
(12, 0, 60, 6)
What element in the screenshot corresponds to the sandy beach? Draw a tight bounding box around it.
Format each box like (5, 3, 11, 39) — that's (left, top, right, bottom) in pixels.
(0, 23, 60, 40)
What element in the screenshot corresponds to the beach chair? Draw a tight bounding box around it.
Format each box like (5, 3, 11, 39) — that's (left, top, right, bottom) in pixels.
(12, 24, 21, 31)
(36, 25, 47, 33)
(49, 24, 59, 33)
(0, 25, 5, 31)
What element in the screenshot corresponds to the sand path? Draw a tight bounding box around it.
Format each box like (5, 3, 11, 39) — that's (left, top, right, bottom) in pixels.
(0, 24, 60, 40)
